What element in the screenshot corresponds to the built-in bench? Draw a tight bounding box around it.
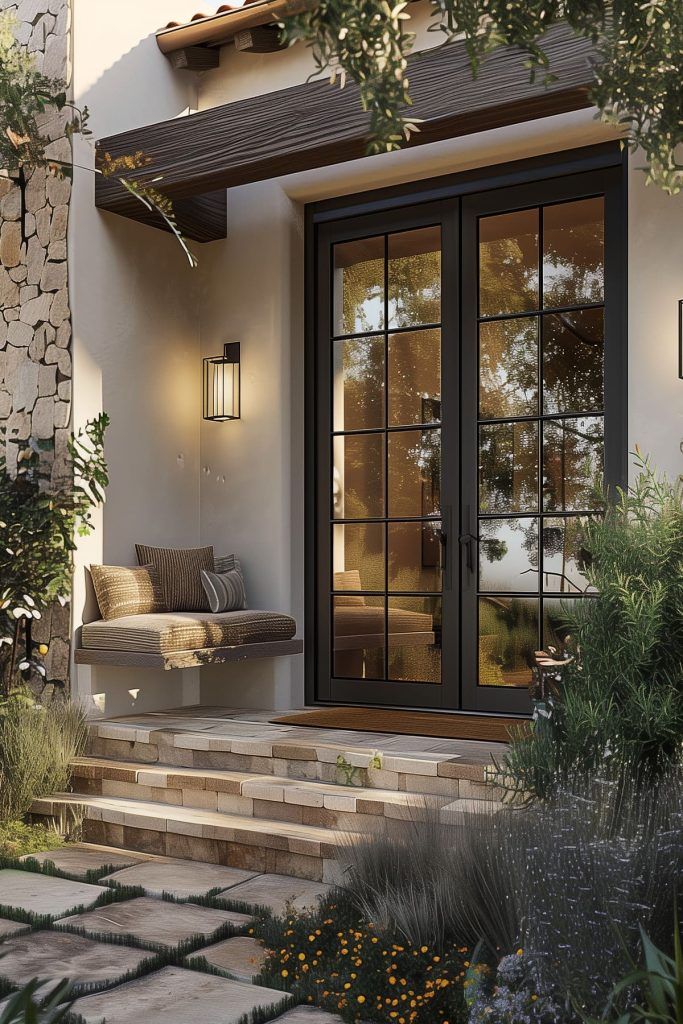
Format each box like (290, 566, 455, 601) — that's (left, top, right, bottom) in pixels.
(74, 610, 303, 670)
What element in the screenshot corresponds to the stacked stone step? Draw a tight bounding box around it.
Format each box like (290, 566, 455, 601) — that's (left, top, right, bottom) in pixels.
(31, 721, 504, 882)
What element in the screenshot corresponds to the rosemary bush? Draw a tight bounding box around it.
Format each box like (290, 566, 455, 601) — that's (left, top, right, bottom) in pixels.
(504, 455, 683, 799)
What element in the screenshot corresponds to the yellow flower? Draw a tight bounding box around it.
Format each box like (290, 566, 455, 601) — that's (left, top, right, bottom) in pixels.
(420, 946, 428, 953)
(281, 970, 289, 978)
(517, 948, 524, 956)
(357, 996, 366, 1004)
(298, 953, 306, 961)
(38, 643, 48, 656)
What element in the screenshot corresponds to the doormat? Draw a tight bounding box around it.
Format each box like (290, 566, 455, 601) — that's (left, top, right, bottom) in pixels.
(272, 707, 529, 744)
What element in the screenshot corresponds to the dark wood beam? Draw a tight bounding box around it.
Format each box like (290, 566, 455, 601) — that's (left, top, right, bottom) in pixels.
(96, 25, 595, 241)
(168, 46, 220, 71)
(234, 25, 285, 53)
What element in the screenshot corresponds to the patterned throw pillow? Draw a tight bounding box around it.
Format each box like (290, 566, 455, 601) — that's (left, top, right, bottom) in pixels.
(135, 544, 214, 612)
(200, 566, 247, 613)
(90, 564, 167, 621)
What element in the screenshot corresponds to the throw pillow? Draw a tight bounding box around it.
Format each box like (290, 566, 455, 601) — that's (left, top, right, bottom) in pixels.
(135, 544, 214, 612)
(90, 564, 166, 621)
(200, 566, 247, 613)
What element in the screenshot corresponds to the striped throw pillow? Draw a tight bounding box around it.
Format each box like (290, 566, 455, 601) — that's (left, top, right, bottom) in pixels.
(200, 566, 247, 614)
(90, 564, 167, 620)
(135, 544, 214, 612)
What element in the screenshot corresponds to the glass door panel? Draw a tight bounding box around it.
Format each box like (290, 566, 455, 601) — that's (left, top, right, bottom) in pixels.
(461, 170, 619, 714)
(319, 207, 455, 708)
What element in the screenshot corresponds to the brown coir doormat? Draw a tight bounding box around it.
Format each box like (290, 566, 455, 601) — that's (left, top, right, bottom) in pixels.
(273, 707, 529, 744)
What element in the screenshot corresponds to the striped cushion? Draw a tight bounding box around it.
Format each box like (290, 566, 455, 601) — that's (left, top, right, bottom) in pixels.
(135, 544, 214, 612)
(215, 553, 242, 574)
(333, 569, 366, 608)
(89, 564, 166, 620)
(82, 611, 296, 654)
(201, 567, 247, 613)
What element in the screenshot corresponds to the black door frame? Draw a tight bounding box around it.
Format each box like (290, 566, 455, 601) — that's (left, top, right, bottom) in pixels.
(304, 143, 627, 713)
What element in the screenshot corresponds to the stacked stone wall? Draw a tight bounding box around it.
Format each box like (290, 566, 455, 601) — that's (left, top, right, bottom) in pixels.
(0, 0, 72, 692)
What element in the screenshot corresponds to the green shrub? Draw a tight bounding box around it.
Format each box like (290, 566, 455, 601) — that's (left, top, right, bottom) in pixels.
(504, 454, 683, 799)
(257, 888, 470, 1024)
(0, 692, 87, 820)
(0, 820, 63, 859)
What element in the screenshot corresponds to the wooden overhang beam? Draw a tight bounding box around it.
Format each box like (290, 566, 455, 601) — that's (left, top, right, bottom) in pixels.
(95, 25, 595, 243)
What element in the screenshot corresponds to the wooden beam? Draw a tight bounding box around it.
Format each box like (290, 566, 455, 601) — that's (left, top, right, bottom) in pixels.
(97, 26, 594, 239)
(168, 46, 221, 71)
(234, 25, 285, 53)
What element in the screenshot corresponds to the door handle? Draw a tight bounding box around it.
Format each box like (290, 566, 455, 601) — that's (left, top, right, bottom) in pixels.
(438, 506, 452, 591)
(459, 505, 478, 576)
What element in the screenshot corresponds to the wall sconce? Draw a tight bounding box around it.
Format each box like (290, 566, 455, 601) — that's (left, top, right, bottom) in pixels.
(679, 300, 683, 380)
(203, 343, 241, 421)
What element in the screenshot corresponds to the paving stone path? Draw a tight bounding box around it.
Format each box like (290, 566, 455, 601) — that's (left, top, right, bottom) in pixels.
(0, 844, 342, 1024)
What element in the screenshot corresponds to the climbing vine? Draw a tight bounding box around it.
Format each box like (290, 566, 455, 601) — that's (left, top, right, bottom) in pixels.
(282, 0, 683, 193)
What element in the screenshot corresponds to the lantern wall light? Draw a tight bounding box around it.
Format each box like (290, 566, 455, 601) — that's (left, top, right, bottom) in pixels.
(203, 343, 241, 421)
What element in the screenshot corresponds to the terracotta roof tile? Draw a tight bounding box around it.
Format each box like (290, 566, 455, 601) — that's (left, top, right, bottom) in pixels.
(163, 0, 262, 31)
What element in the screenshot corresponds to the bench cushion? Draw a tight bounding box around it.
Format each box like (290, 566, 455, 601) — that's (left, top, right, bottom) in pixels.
(82, 610, 296, 655)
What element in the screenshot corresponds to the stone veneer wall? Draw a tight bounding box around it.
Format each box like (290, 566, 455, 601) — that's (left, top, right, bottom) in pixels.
(0, 0, 72, 694)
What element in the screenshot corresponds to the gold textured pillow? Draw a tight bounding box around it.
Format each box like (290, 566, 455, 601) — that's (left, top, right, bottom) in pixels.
(135, 544, 215, 612)
(90, 564, 167, 621)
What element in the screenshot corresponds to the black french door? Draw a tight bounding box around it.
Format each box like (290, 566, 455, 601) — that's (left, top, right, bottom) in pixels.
(309, 156, 625, 714)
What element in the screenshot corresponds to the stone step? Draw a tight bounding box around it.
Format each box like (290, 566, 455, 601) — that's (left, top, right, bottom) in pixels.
(71, 757, 477, 828)
(88, 720, 495, 792)
(31, 792, 358, 883)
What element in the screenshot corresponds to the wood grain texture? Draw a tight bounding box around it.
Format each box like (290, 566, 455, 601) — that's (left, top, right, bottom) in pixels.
(96, 25, 595, 239)
(75, 638, 304, 670)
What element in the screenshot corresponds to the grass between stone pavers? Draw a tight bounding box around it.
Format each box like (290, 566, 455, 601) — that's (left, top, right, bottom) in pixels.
(160, 886, 274, 919)
(253, 888, 471, 1024)
(0, 884, 148, 928)
(0, 850, 139, 885)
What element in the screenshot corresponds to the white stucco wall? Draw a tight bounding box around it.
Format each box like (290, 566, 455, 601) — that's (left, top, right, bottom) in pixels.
(70, 0, 205, 715)
(67, 3, 683, 715)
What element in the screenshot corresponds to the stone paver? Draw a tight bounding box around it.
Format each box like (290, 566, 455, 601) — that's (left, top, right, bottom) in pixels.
(188, 935, 267, 980)
(222, 874, 331, 915)
(23, 844, 144, 878)
(0, 931, 149, 988)
(0, 869, 107, 918)
(0, 918, 28, 940)
(103, 859, 257, 898)
(57, 896, 251, 948)
(273, 1009, 345, 1023)
(70, 966, 289, 1024)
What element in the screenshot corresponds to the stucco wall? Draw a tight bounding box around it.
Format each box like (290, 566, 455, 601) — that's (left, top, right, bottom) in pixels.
(0, 0, 72, 695)
(69, 0, 205, 715)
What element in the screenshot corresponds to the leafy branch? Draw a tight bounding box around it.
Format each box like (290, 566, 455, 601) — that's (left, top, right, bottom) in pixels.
(0, 12, 197, 265)
(282, 0, 683, 193)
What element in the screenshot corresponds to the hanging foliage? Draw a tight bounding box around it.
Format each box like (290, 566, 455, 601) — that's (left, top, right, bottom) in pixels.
(282, 0, 683, 193)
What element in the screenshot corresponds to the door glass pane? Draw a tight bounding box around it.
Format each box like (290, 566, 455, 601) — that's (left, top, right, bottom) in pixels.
(333, 522, 385, 592)
(543, 597, 578, 652)
(478, 597, 537, 688)
(388, 597, 441, 683)
(542, 516, 595, 593)
(479, 420, 538, 514)
(388, 226, 441, 328)
(479, 518, 538, 593)
(388, 521, 442, 592)
(388, 329, 441, 426)
(543, 197, 604, 308)
(388, 428, 441, 517)
(479, 209, 539, 317)
(333, 336, 385, 431)
(333, 596, 385, 679)
(333, 434, 385, 520)
(333, 235, 385, 336)
(543, 416, 603, 512)
(479, 317, 538, 419)
(542, 308, 604, 415)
